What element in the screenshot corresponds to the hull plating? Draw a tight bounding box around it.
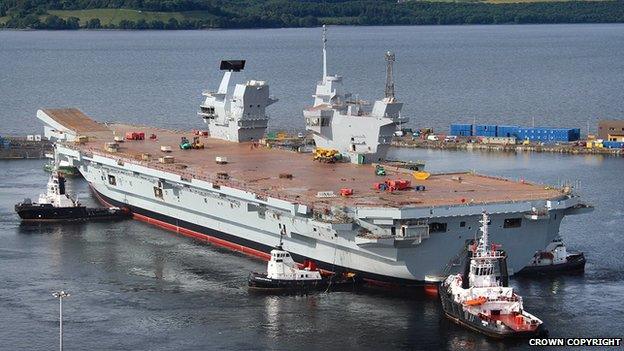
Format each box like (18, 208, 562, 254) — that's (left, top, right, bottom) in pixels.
(78, 157, 567, 284)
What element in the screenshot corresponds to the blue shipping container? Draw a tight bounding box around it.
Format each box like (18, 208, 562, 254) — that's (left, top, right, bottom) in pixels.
(516, 127, 580, 143)
(603, 141, 624, 149)
(448, 124, 580, 141)
(450, 124, 473, 136)
(496, 126, 519, 138)
(450, 124, 472, 136)
(475, 125, 497, 132)
(451, 124, 472, 130)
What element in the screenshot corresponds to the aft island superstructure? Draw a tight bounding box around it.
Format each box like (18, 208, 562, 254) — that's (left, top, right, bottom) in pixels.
(304, 26, 407, 164)
(38, 28, 592, 286)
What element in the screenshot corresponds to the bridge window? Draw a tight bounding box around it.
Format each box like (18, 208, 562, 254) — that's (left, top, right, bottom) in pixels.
(153, 187, 163, 199)
(429, 222, 447, 233)
(503, 218, 522, 228)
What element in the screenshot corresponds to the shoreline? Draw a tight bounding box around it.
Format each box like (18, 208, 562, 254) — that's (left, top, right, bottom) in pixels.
(2, 22, 624, 31)
(392, 139, 623, 157)
(3, 2, 624, 30)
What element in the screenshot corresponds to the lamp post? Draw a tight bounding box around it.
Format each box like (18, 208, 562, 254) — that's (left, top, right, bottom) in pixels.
(52, 291, 70, 351)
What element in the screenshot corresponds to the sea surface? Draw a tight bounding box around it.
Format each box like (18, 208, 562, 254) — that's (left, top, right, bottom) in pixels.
(1, 25, 623, 135)
(0, 25, 623, 350)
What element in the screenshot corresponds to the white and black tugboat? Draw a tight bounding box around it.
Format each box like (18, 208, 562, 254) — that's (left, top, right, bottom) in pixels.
(517, 237, 586, 275)
(440, 212, 547, 339)
(248, 244, 324, 293)
(15, 171, 131, 222)
(248, 238, 359, 293)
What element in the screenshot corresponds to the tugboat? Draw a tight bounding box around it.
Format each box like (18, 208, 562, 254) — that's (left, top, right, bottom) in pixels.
(248, 239, 359, 293)
(439, 212, 546, 338)
(517, 238, 586, 275)
(43, 160, 79, 177)
(15, 171, 130, 222)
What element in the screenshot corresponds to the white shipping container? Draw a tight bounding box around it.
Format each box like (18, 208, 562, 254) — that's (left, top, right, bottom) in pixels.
(159, 156, 175, 164)
(480, 136, 517, 145)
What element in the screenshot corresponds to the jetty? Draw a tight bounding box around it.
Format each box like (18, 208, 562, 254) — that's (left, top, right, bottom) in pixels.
(0, 135, 53, 159)
(393, 138, 624, 157)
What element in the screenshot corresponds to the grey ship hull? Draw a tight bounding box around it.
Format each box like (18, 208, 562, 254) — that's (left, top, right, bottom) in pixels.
(91, 186, 416, 285)
(56, 143, 590, 285)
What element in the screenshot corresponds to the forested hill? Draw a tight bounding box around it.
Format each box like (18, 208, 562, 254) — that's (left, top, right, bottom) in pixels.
(2, 0, 624, 30)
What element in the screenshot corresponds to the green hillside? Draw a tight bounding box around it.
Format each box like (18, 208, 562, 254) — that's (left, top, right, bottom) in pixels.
(45, 9, 219, 27)
(1, 0, 623, 29)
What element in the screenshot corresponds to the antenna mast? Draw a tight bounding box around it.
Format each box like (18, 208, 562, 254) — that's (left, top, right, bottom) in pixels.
(478, 212, 489, 254)
(384, 51, 395, 99)
(322, 25, 328, 81)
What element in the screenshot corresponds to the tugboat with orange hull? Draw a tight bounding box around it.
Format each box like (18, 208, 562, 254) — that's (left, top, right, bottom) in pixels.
(15, 171, 130, 222)
(439, 212, 547, 339)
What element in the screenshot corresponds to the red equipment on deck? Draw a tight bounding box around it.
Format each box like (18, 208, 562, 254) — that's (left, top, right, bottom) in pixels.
(340, 188, 354, 197)
(374, 179, 411, 192)
(125, 131, 145, 141)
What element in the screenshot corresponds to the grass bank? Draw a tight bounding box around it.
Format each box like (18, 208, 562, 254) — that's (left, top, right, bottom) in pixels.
(46, 9, 217, 27)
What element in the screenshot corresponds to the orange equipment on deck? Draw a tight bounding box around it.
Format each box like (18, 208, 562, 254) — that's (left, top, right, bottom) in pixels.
(464, 296, 487, 306)
(340, 188, 354, 197)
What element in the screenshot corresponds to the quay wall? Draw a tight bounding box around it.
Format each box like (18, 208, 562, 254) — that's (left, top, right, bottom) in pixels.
(392, 138, 623, 157)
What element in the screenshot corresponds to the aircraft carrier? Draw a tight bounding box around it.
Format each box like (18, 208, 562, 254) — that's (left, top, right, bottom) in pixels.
(37, 27, 592, 285)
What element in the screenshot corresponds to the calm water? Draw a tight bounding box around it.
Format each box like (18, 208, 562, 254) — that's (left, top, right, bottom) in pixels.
(1, 25, 623, 135)
(1, 25, 623, 350)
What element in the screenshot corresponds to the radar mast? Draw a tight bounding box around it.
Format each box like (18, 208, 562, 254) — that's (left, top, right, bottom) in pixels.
(384, 51, 395, 100)
(322, 25, 328, 82)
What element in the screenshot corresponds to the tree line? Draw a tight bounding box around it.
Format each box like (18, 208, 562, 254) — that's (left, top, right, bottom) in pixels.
(2, 0, 624, 30)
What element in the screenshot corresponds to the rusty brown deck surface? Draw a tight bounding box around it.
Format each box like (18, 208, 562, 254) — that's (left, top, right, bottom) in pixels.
(64, 120, 565, 209)
(42, 108, 110, 134)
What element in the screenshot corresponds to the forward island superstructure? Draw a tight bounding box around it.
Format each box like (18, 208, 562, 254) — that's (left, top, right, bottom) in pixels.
(198, 60, 277, 142)
(38, 28, 593, 286)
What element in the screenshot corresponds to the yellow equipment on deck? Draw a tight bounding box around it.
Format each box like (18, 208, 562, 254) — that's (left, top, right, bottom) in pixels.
(192, 136, 205, 149)
(75, 135, 89, 144)
(313, 148, 340, 163)
(413, 171, 431, 180)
